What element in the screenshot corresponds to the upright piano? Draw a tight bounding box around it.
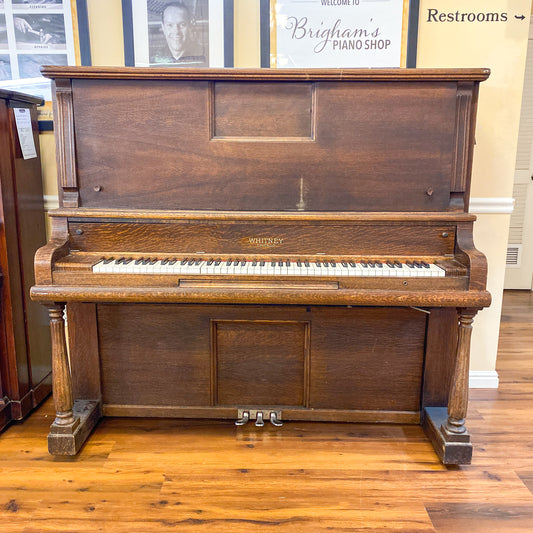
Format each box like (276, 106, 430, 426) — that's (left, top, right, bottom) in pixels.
(31, 67, 491, 464)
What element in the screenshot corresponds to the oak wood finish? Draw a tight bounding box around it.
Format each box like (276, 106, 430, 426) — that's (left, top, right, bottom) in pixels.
(0, 90, 51, 432)
(32, 68, 490, 464)
(0, 290, 531, 532)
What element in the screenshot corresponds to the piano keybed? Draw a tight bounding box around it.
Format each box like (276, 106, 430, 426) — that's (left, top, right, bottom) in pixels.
(92, 256, 446, 277)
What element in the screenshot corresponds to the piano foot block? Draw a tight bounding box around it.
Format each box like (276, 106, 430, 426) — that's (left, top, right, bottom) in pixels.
(422, 406, 472, 465)
(48, 400, 102, 456)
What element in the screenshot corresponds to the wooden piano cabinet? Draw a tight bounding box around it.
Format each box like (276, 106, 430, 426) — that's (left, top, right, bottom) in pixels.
(34, 67, 491, 464)
(0, 90, 52, 432)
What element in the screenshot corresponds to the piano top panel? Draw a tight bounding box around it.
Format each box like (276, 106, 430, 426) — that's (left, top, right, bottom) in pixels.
(42, 66, 490, 82)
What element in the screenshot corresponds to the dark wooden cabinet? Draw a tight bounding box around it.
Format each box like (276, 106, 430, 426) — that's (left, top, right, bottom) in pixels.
(0, 89, 52, 431)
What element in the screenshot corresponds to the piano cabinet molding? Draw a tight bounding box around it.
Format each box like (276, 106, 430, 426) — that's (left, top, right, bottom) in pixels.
(32, 67, 491, 464)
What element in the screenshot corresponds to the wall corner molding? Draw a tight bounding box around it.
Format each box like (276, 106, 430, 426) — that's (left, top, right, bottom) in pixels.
(469, 197, 515, 214)
(44, 195, 59, 211)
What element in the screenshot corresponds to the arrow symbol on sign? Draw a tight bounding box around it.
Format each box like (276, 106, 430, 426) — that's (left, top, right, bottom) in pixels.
(515, 15, 526, 20)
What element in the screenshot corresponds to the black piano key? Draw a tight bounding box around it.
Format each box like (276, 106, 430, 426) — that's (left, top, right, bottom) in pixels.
(286, 260, 290, 267)
(368, 261, 375, 268)
(142, 258, 151, 265)
(406, 261, 414, 268)
(187, 259, 195, 266)
(168, 259, 177, 265)
(316, 260, 322, 267)
(195, 259, 202, 265)
(375, 260, 383, 268)
(414, 261, 422, 268)
(260, 260, 265, 267)
(160, 258, 169, 265)
(122, 258, 133, 264)
(341, 261, 348, 268)
(134, 257, 144, 265)
(278, 260, 284, 267)
(252, 260, 257, 267)
(234, 259, 240, 266)
(297, 259, 302, 267)
(241, 260, 246, 266)
(304, 260, 310, 267)
(394, 260, 402, 268)
(386, 260, 394, 268)
(215, 258, 221, 266)
(349, 261, 356, 267)
(271, 260, 276, 267)
(226, 259, 232, 266)
(323, 260, 329, 267)
(150, 259, 158, 265)
(115, 257, 125, 264)
(103, 257, 115, 264)
(181, 258, 188, 265)
(331, 260, 337, 267)
(422, 261, 430, 268)
(361, 261, 368, 268)
(207, 258, 214, 266)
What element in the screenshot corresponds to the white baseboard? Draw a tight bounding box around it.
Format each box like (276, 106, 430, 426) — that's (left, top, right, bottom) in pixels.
(469, 370, 499, 388)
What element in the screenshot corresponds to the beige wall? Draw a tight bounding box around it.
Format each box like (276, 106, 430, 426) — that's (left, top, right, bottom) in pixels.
(417, 0, 531, 372)
(39, 1, 531, 375)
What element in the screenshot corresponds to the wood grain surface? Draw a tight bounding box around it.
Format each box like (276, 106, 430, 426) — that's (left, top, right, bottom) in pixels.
(0, 289, 530, 532)
(71, 79, 458, 212)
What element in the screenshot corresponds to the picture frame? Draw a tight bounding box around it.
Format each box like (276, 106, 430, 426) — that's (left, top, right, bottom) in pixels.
(260, 0, 419, 68)
(0, 0, 91, 129)
(122, 0, 234, 68)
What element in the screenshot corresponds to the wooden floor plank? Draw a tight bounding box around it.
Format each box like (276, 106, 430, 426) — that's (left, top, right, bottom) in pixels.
(0, 290, 532, 531)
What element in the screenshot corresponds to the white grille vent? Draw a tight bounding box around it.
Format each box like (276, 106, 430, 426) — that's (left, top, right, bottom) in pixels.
(506, 245, 522, 268)
(508, 184, 528, 244)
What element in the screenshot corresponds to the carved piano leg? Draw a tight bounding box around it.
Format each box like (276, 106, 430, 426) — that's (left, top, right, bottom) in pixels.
(423, 308, 478, 465)
(47, 304, 101, 455)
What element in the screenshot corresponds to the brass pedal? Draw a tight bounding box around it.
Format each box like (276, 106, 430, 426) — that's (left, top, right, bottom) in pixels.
(235, 409, 283, 427)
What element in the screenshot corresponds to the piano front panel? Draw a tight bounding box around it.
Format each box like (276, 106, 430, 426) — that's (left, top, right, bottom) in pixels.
(309, 307, 426, 411)
(72, 79, 459, 212)
(95, 304, 427, 418)
(98, 304, 212, 407)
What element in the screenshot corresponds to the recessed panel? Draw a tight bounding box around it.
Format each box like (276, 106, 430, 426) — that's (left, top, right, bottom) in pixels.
(213, 82, 314, 139)
(214, 320, 308, 406)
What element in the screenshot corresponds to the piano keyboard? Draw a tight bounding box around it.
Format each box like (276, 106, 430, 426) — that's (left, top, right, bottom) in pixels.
(92, 258, 446, 278)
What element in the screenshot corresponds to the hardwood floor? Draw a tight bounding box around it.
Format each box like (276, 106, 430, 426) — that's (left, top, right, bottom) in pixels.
(1, 290, 532, 532)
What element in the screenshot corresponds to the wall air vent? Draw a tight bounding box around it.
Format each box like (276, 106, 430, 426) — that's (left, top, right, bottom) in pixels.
(506, 245, 522, 268)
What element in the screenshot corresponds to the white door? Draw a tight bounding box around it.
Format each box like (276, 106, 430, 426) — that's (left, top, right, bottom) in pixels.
(505, 18, 533, 290)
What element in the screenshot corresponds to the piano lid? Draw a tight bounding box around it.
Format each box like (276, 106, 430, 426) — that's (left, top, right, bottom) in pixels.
(41, 66, 490, 82)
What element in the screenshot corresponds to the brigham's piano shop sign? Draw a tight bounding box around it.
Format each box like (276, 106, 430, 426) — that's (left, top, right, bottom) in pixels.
(272, 0, 406, 68)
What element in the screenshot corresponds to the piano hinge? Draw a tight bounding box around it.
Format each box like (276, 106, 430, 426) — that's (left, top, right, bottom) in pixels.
(235, 409, 283, 427)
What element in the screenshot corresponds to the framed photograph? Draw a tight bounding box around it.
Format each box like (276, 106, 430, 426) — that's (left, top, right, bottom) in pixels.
(0, 0, 90, 107)
(123, 0, 234, 68)
(261, 0, 419, 68)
